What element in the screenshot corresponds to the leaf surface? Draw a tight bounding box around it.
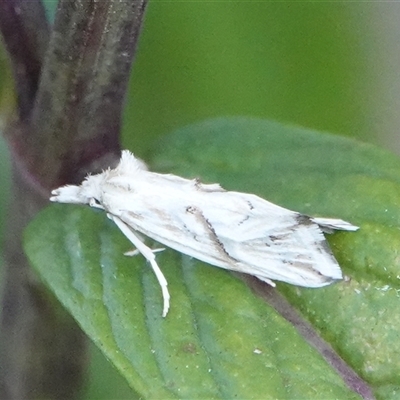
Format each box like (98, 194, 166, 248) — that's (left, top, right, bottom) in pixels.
(25, 117, 400, 399)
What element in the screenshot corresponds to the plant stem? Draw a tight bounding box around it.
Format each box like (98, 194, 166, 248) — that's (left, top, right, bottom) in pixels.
(0, 168, 88, 399)
(0, 0, 49, 121)
(0, 0, 148, 397)
(28, 0, 148, 189)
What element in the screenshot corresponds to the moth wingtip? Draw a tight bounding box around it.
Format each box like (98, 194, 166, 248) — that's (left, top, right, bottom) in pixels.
(311, 217, 360, 233)
(350, 224, 360, 232)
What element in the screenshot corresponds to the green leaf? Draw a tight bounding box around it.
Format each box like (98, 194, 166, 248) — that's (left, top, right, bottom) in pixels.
(25, 117, 400, 399)
(151, 117, 400, 399)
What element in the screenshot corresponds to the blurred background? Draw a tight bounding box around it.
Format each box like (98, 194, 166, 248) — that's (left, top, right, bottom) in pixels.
(1, 1, 399, 398)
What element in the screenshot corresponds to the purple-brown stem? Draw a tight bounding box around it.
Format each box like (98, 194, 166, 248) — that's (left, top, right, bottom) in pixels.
(0, 0, 148, 397)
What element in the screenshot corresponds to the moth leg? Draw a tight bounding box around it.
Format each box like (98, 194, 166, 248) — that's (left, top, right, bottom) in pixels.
(124, 249, 140, 257)
(124, 248, 166, 257)
(110, 215, 170, 317)
(89, 198, 105, 210)
(122, 230, 165, 257)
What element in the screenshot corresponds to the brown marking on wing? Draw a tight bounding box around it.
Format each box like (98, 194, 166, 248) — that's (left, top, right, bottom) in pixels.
(185, 205, 237, 263)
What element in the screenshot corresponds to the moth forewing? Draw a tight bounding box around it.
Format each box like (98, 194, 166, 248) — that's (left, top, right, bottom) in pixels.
(50, 150, 359, 317)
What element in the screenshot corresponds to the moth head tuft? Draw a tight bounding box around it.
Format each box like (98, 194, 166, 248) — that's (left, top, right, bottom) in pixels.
(79, 173, 106, 204)
(117, 150, 148, 175)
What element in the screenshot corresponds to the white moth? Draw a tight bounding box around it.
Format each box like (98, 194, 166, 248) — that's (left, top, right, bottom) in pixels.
(50, 150, 358, 317)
